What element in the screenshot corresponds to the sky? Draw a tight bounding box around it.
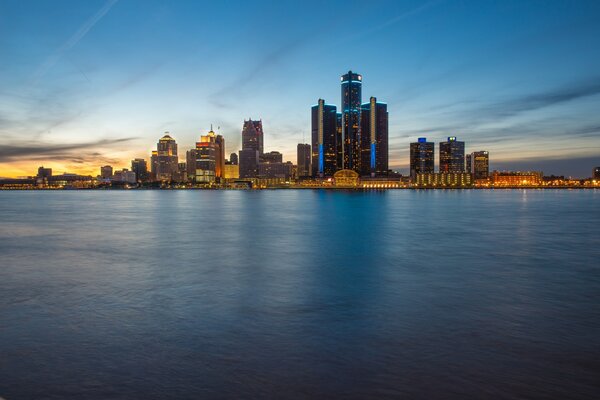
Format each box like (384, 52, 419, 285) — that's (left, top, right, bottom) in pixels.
(1, 0, 600, 178)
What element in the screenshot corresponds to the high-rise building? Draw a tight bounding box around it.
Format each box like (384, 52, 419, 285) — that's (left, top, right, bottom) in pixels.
(261, 151, 283, 164)
(100, 165, 113, 179)
(439, 137, 465, 173)
(150, 151, 158, 180)
(242, 119, 264, 155)
(594, 167, 600, 179)
(336, 112, 343, 169)
(341, 71, 362, 172)
(311, 99, 338, 177)
(230, 152, 238, 165)
(297, 143, 311, 178)
(410, 138, 434, 179)
(192, 128, 224, 184)
(239, 149, 259, 178)
(131, 159, 148, 182)
(467, 151, 489, 180)
(360, 97, 388, 176)
(155, 133, 179, 181)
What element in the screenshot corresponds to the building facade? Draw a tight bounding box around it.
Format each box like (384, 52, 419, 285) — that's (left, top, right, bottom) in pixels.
(468, 151, 489, 180)
(297, 143, 311, 178)
(341, 71, 362, 173)
(242, 119, 264, 156)
(360, 97, 388, 176)
(131, 159, 148, 182)
(155, 133, 179, 181)
(439, 137, 465, 173)
(410, 138, 435, 179)
(239, 149, 259, 178)
(413, 172, 473, 188)
(311, 99, 338, 177)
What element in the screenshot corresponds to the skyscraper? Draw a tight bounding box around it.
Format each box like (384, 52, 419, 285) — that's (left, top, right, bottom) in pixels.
(360, 97, 388, 176)
(594, 167, 600, 179)
(297, 143, 311, 178)
(155, 133, 179, 181)
(311, 99, 338, 177)
(242, 119, 264, 156)
(230, 152, 238, 165)
(239, 149, 259, 178)
(439, 137, 465, 173)
(341, 71, 362, 172)
(410, 138, 434, 179)
(467, 151, 489, 180)
(131, 158, 148, 182)
(336, 112, 343, 169)
(192, 128, 224, 184)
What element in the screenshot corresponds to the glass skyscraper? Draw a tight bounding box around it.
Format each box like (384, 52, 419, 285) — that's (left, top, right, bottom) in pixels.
(341, 71, 362, 173)
(410, 138, 435, 179)
(242, 119, 264, 156)
(360, 97, 389, 176)
(439, 137, 465, 173)
(311, 99, 338, 177)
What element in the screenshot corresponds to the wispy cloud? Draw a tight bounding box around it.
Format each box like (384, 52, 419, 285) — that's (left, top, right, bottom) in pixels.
(0, 137, 136, 162)
(30, 0, 118, 85)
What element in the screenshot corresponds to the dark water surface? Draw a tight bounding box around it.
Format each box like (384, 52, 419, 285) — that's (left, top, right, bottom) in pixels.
(0, 190, 599, 399)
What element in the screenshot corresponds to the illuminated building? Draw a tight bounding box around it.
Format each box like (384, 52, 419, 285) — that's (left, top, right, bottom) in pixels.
(297, 143, 311, 178)
(341, 71, 362, 173)
(259, 161, 294, 179)
(230, 152, 238, 165)
(155, 133, 179, 181)
(311, 99, 338, 177)
(150, 151, 158, 179)
(336, 112, 343, 169)
(192, 127, 224, 184)
(410, 138, 434, 179)
(440, 137, 465, 173)
(224, 164, 239, 179)
(242, 119, 264, 156)
(131, 159, 148, 182)
(360, 97, 388, 176)
(594, 167, 600, 179)
(112, 169, 136, 184)
(37, 166, 52, 178)
(100, 165, 113, 179)
(491, 171, 543, 187)
(333, 169, 360, 187)
(413, 172, 473, 188)
(239, 149, 259, 178)
(467, 151, 489, 179)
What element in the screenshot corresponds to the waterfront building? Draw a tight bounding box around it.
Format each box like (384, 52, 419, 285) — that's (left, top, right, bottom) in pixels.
(192, 128, 224, 184)
(440, 137, 465, 173)
(100, 165, 113, 179)
(333, 169, 360, 188)
(491, 171, 543, 186)
(37, 166, 52, 179)
(223, 164, 240, 179)
(360, 97, 388, 176)
(409, 138, 435, 179)
(131, 159, 148, 182)
(230, 152, 238, 165)
(297, 143, 311, 178)
(112, 169, 136, 184)
(594, 167, 600, 179)
(239, 149, 259, 178)
(242, 119, 264, 156)
(413, 172, 473, 188)
(341, 71, 362, 173)
(155, 133, 179, 181)
(258, 161, 294, 180)
(150, 151, 158, 180)
(311, 99, 338, 177)
(467, 151, 489, 179)
(261, 151, 283, 164)
(336, 112, 343, 169)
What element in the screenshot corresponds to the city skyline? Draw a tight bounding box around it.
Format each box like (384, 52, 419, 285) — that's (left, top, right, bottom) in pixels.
(1, 0, 600, 178)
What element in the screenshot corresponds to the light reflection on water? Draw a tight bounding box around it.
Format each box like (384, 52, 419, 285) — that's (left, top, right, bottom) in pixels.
(0, 190, 599, 399)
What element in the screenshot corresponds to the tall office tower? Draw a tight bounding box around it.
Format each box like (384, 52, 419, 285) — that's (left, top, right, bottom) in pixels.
(156, 133, 179, 181)
(468, 151, 489, 180)
(360, 97, 389, 176)
(100, 165, 113, 179)
(410, 138, 435, 179)
(341, 71, 362, 172)
(336, 112, 343, 169)
(439, 136, 465, 173)
(131, 158, 148, 182)
(311, 99, 338, 177)
(193, 128, 224, 183)
(261, 151, 283, 164)
(242, 119, 264, 155)
(297, 143, 311, 178)
(150, 151, 158, 179)
(594, 167, 600, 179)
(230, 152, 238, 165)
(239, 149, 259, 178)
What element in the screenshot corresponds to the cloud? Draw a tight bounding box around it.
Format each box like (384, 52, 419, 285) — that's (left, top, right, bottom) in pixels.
(0, 137, 136, 162)
(30, 0, 119, 84)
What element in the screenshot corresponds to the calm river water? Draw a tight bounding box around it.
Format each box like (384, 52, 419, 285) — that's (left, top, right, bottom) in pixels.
(0, 190, 599, 399)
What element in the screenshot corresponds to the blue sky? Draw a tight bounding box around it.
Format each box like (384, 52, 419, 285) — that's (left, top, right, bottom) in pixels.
(1, 0, 599, 177)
